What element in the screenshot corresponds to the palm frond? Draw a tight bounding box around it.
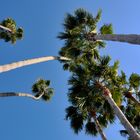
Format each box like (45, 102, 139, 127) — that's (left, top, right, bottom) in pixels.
(16, 27, 23, 39)
(57, 32, 71, 40)
(70, 113, 84, 134)
(63, 13, 77, 30)
(97, 115, 108, 127)
(100, 55, 111, 66)
(75, 8, 88, 24)
(129, 73, 140, 90)
(42, 88, 54, 101)
(119, 70, 127, 85)
(94, 9, 102, 23)
(100, 24, 113, 34)
(85, 121, 98, 136)
(65, 106, 78, 119)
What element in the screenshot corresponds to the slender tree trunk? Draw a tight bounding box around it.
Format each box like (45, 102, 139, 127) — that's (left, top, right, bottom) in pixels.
(92, 114, 107, 140)
(124, 92, 140, 106)
(0, 56, 70, 73)
(96, 82, 140, 140)
(87, 33, 140, 45)
(0, 92, 44, 100)
(0, 25, 12, 33)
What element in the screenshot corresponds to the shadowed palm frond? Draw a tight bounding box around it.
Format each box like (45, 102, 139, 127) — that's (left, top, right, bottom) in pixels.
(66, 106, 84, 134)
(85, 121, 98, 136)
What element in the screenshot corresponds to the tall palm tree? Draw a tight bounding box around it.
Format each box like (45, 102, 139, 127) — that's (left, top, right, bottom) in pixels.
(96, 82, 140, 140)
(0, 56, 70, 73)
(59, 8, 140, 46)
(58, 8, 104, 60)
(89, 56, 140, 140)
(58, 13, 109, 139)
(59, 8, 140, 139)
(64, 60, 117, 140)
(62, 52, 140, 139)
(0, 79, 53, 102)
(0, 18, 23, 44)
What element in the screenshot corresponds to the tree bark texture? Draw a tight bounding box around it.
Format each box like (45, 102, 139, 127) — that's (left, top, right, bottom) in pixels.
(88, 33, 140, 45)
(0, 56, 70, 73)
(0, 92, 44, 100)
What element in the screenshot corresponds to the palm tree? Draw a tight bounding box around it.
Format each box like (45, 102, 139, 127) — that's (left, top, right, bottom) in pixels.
(32, 78, 54, 101)
(59, 9, 140, 139)
(123, 73, 140, 106)
(58, 8, 104, 61)
(90, 57, 140, 140)
(65, 61, 118, 140)
(59, 8, 140, 46)
(0, 18, 23, 44)
(96, 82, 140, 140)
(0, 79, 53, 102)
(0, 56, 70, 73)
(62, 51, 140, 139)
(119, 73, 140, 139)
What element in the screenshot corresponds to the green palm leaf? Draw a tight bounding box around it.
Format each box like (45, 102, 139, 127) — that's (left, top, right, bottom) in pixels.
(32, 79, 53, 102)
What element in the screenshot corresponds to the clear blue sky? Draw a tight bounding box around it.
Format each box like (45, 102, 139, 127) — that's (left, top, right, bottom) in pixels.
(0, 1, 140, 140)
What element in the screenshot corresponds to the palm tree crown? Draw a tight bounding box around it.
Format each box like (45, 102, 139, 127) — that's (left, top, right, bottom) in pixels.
(32, 79, 54, 101)
(64, 51, 140, 139)
(64, 55, 125, 138)
(0, 18, 23, 44)
(58, 8, 105, 61)
(120, 73, 140, 139)
(59, 8, 140, 46)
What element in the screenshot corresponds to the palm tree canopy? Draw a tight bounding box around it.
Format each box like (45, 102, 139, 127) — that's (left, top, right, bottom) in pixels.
(58, 8, 106, 61)
(64, 55, 126, 136)
(32, 79, 54, 101)
(59, 8, 140, 139)
(58, 8, 115, 75)
(120, 73, 140, 139)
(120, 100, 140, 139)
(0, 18, 23, 44)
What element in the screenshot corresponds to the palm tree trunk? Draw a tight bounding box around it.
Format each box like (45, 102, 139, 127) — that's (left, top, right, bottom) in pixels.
(96, 82, 140, 140)
(88, 33, 140, 45)
(92, 114, 107, 140)
(0, 92, 44, 100)
(0, 25, 12, 33)
(0, 56, 70, 73)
